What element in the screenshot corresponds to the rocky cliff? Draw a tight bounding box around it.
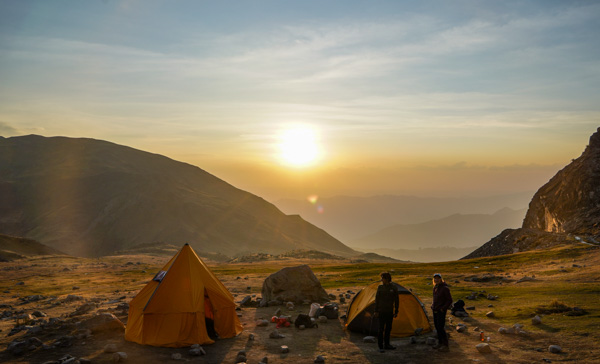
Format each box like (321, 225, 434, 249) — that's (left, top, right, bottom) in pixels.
(464, 127, 600, 259)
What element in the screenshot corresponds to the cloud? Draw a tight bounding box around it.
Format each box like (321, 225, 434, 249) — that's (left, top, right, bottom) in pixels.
(0, 121, 19, 136)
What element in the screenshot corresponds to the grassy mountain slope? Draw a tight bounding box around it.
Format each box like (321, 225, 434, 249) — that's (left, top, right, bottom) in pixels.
(0, 135, 356, 258)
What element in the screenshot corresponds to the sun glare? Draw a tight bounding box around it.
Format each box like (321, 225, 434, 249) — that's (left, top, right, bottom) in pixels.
(277, 125, 321, 168)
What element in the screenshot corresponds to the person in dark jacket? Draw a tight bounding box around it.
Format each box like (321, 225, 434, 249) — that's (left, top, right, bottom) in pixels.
(374, 272, 399, 353)
(431, 273, 453, 351)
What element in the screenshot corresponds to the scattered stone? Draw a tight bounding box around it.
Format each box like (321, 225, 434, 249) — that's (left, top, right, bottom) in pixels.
(72, 286, 80, 290)
(532, 315, 542, 325)
(260, 356, 269, 363)
(410, 336, 417, 344)
(314, 354, 325, 363)
(32, 310, 47, 318)
(426, 337, 437, 346)
(104, 343, 118, 353)
(318, 315, 328, 323)
(240, 296, 252, 306)
(112, 352, 128, 362)
(274, 308, 282, 316)
(235, 353, 246, 363)
(476, 343, 492, 353)
(465, 306, 475, 310)
(65, 295, 84, 302)
(339, 297, 346, 304)
(363, 336, 376, 343)
(53, 335, 74, 348)
(189, 344, 206, 356)
(281, 345, 289, 353)
(488, 304, 494, 307)
(486, 311, 495, 318)
(171, 352, 182, 360)
(549, 345, 562, 354)
(7, 340, 29, 355)
(248, 333, 255, 340)
(298, 325, 305, 330)
(456, 324, 467, 333)
(256, 319, 269, 327)
(269, 330, 285, 339)
(286, 301, 295, 310)
(486, 294, 498, 300)
(16, 281, 25, 285)
(517, 276, 536, 283)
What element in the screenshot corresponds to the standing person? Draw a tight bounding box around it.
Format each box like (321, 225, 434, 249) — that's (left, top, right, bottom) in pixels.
(431, 273, 453, 352)
(374, 272, 399, 353)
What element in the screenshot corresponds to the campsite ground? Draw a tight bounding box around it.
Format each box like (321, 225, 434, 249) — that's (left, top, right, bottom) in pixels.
(0, 244, 599, 364)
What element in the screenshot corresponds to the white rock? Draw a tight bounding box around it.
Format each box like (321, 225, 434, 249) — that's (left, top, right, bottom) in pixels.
(318, 316, 328, 323)
(171, 353, 182, 360)
(363, 336, 376, 343)
(532, 315, 542, 325)
(476, 343, 492, 353)
(486, 311, 495, 318)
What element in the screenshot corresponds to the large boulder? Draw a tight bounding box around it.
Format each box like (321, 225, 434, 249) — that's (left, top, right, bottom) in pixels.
(261, 265, 330, 304)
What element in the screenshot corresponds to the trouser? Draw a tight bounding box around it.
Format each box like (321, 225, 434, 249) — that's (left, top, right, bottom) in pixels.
(433, 310, 448, 346)
(377, 312, 394, 349)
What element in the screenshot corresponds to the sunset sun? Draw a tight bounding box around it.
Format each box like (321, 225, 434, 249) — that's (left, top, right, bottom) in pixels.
(277, 125, 321, 168)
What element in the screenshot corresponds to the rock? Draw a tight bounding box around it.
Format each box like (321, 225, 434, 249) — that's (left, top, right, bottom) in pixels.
(363, 336, 376, 343)
(549, 345, 562, 354)
(269, 330, 285, 339)
(235, 353, 247, 362)
(318, 316, 328, 323)
(410, 336, 417, 344)
(171, 353, 182, 360)
(476, 343, 492, 353)
(53, 335, 74, 348)
(240, 296, 252, 306)
(248, 333, 255, 340)
(79, 313, 125, 333)
(72, 286, 80, 290)
(7, 340, 29, 355)
(532, 315, 542, 325)
(280, 345, 289, 353)
(256, 319, 269, 327)
(426, 337, 437, 346)
(339, 297, 346, 304)
(314, 355, 325, 363)
(465, 306, 475, 310)
(260, 356, 269, 363)
(189, 344, 206, 356)
(32, 310, 47, 317)
(298, 325, 305, 330)
(65, 295, 84, 302)
(28, 337, 43, 347)
(113, 352, 128, 362)
(486, 311, 495, 318)
(261, 265, 330, 304)
(456, 324, 467, 333)
(274, 308, 282, 316)
(104, 343, 118, 353)
(517, 276, 536, 283)
(286, 302, 295, 310)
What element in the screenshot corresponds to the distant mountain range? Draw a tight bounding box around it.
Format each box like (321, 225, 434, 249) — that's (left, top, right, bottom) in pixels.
(354, 246, 478, 263)
(465, 127, 600, 259)
(0, 135, 356, 258)
(275, 193, 532, 243)
(350, 207, 526, 250)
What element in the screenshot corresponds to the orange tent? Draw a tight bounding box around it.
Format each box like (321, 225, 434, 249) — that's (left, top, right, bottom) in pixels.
(125, 244, 243, 347)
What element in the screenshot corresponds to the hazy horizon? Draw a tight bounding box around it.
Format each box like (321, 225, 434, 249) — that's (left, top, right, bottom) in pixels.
(1, 1, 599, 202)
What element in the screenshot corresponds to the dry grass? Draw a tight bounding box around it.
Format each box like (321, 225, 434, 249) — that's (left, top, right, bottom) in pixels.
(0, 245, 599, 363)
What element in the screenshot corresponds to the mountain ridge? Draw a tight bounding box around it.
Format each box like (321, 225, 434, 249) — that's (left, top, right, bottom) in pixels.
(0, 135, 356, 258)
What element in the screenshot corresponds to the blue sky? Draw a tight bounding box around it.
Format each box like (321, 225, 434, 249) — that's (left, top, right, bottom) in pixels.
(1, 0, 599, 200)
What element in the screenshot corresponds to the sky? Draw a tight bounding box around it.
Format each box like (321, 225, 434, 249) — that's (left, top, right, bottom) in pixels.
(1, 0, 599, 201)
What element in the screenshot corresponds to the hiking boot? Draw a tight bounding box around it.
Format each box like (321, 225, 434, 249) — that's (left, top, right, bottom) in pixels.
(384, 345, 396, 350)
(438, 345, 449, 352)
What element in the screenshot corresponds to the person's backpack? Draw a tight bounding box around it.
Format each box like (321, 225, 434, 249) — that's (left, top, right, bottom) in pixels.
(320, 303, 339, 319)
(294, 313, 317, 328)
(451, 299, 468, 316)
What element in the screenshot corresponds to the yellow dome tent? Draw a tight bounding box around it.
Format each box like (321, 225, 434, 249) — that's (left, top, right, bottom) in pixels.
(125, 244, 243, 347)
(345, 281, 431, 337)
